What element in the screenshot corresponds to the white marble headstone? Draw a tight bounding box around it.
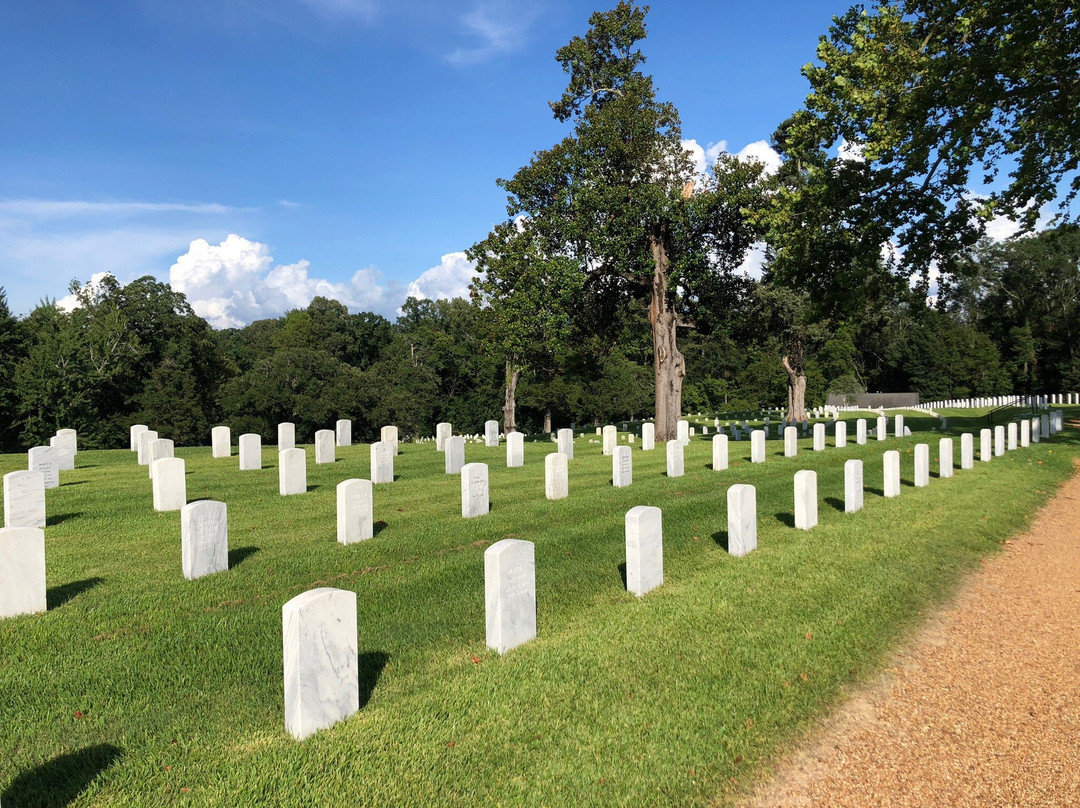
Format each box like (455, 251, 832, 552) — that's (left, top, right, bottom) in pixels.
(883, 450, 901, 497)
(556, 428, 574, 459)
(1020, 420, 1030, 448)
(28, 446, 59, 490)
(484, 420, 500, 448)
(914, 443, 929, 487)
(239, 433, 262, 470)
(727, 484, 757, 557)
(0, 526, 47, 619)
(278, 422, 296, 451)
(436, 422, 452, 452)
(625, 505, 662, 597)
(750, 429, 766, 463)
(282, 588, 359, 740)
(484, 539, 535, 654)
(641, 422, 655, 451)
(602, 425, 617, 456)
(3, 471, 46, 529)
(506, 432, 524, 468)
(181, 500, 228, 580)
(335, 419, 352, 447)
(960, 432, 975, 469)
(876, 416, 888, 441)
(148, 438, 175, 479)
(612, 445, 632, 488)
(784, 426, 797, 458)
(676, 419, 690, 446)
(665, 440, 684, 478)
(835, 421, 847, 448)
(130, 423, 148, 452)
(844, 459, 863, 513)
(545, 452, 568, 500)
(370, 441, 394, 484)
(939, 437, 954, 479)
(794, 469, 817, 530)
(712, 434, 728, 471)
(137, 429, 159, 466)
(211, 425, 231, 459)
(461, 463, 489, 518)
(337, 479, 373, 544)
(813, 423, 826, 451)
(980, 428, 992, 462)
(315, 430, 336, 464)
(1007, 422, 1017, 451)
(380, 425, 399, 455)
(152, 457, 187, 511)
(993, 425, 1005, 456)
(279, 448, 307, 495)
(50, 435, 74, 471)
(445, 436, 466, 475)
(856, 419, 867, 444)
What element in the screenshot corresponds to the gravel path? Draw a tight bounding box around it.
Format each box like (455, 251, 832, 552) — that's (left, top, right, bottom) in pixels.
(744, 456, 1080, 808)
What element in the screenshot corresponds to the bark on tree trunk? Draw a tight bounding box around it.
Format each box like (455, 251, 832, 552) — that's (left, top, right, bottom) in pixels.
(782, 354, 808, 423)
(502, 358, 521, 434)
(649, 229, 685, 442)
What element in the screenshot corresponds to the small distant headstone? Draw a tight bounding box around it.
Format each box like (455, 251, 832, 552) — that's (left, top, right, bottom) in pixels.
(844, 459, 863, 513)
(750, 429, 766, 463)
(877, 416, 888, 441)
(484, 420, 500, 448)
(856, 419, 867, 445)
(960, 433, 975, 469)
(461, 463, 489, 518)
(813, 423, 825, 452)
(239, 433, 262, 471)
(784, 426, 798, 458)
(181, 500, 228, 580)
(315, 430, 336, 464)
(436, 422, 452, 452)
(914, 443, 929, 487)
(666, 440, 684, 478)
(27, 446, 59, 490)
(939, 438, 954, 479)
(980, 428, 992, 462)
(625, 506, 662, 596)
(712, 434, 728, 471)
(677, 420, 690, 446)
(602, 425, 617, 456)
(282, 588, 359, 740)
(3, 471, 45, 528)
(612, 445, 632, 488)
(484, 539, 536, 654)
(727, 484, 757, 557)
(835, 421, 847, 448)
(278, 422, 296, 450)
(370, 441, 394, 484)
(137, 429, 159, 466)
(794, 470, 818, 530)
(894, 414, 904, 437)
(211, 425, 231, 459)
(883, 450, 901, 497)
(152, 457, 187, 511)
(337, 479, 373, 544)
(506, 432, 524, 468)
(335, 419, 352, 447)
(557, 428, 574, 459)
(641, 423, 655, 451)
(0, 526, 47, 618)
(545, 452, 568, 500)
(130, 424, 148, 452)
(445, 435, 466, 475)
(279, 448, 307, 495)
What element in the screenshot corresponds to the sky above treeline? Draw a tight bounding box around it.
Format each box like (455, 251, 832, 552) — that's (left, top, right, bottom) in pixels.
(2, 0, 862, 326)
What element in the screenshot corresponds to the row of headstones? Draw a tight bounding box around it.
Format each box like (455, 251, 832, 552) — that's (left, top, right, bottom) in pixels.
(914, 394, 1077, 410)
(281, 501, 668, 739)
(24, 428, 78, 491)
(205, 423, 400, 462)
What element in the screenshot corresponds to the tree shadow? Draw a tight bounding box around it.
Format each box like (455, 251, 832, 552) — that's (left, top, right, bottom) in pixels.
(2, 743, 123, 807)
(228, 546, 259, 569)
(358, 651, 390, 709)
(47, 577, 104, 610)
(775, 512, 795, 528)
(373, 520, 388, 537)
(617, 562, 627, 589)
(47, 512, 83, 527)
(712, 530, 729, 551)
(824, 496, 846, 512)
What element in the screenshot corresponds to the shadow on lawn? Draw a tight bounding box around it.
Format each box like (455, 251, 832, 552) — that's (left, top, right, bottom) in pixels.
(2, 743, 123, 808)
(47, 577, 104, 610)
(46, 512, 83, 527)
(775, 512, 795, 528)
(711, 530, 729, 552)
(824, 496, 845, 512)
(228, 546, 259, 569)
(359, 651, 390, 709)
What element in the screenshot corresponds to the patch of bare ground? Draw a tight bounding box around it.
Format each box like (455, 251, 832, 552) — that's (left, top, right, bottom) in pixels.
(742, 456, 1080, 808)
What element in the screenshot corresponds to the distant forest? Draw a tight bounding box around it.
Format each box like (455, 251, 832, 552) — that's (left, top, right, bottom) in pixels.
(1, 225, 1077, 453)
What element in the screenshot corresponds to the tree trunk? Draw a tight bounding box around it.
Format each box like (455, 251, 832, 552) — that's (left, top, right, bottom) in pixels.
(543, 408, 552, 434)
(502, 358, 522, 433)
(648, 229, 685, 442)
(782, 354, 808, 423)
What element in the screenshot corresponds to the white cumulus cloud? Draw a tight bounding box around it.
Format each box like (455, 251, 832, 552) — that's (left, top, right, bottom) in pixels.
(55, 271, 116, 312)
(681, 139, 727, 177)
(735, 140, 782, 175)
(406, 251, 480, 302)
(169, 234, 400, 328)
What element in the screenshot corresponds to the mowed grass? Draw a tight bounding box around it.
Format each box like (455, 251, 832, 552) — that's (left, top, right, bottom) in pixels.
(2, 411, 1078, 807)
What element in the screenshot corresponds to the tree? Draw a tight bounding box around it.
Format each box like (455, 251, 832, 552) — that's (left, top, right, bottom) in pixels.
(0, 289, 27, 451)
(804, 0, 1080, 273)
(467, 219, 583, 433)
(497, 3, 764, 440)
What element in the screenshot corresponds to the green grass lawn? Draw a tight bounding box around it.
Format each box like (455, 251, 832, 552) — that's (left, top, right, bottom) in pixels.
(2, 409, 1078, 806)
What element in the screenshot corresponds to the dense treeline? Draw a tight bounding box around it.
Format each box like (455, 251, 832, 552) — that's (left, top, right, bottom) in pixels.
(1, 224, 1077, 453)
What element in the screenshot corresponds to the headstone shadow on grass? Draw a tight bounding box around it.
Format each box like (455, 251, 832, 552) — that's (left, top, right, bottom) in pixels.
(46, 577, 104, 610)
(306, 484, 321, 492)
(711, 530, 729, 551)
(775, 511, 795, 528)
(46, 512, 83, 527)
(373, 520, 388, 537)
(60, 480, 89, 487)
(823, 496, 845, 512)
(617, 561, 628, 589)
(228, 546, 259, 569)
(865, 486, 885, 497)
(2, 743, 123, 808)
(358, 651, 390, 709)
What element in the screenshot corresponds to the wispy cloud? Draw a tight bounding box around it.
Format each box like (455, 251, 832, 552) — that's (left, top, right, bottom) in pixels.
(298, 0, 379, 23)
(446, 1, 541, 66)
(0, 199, 243, 221)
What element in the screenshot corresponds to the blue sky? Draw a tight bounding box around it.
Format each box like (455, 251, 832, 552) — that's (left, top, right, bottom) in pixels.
(0, 0, 858, 325)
